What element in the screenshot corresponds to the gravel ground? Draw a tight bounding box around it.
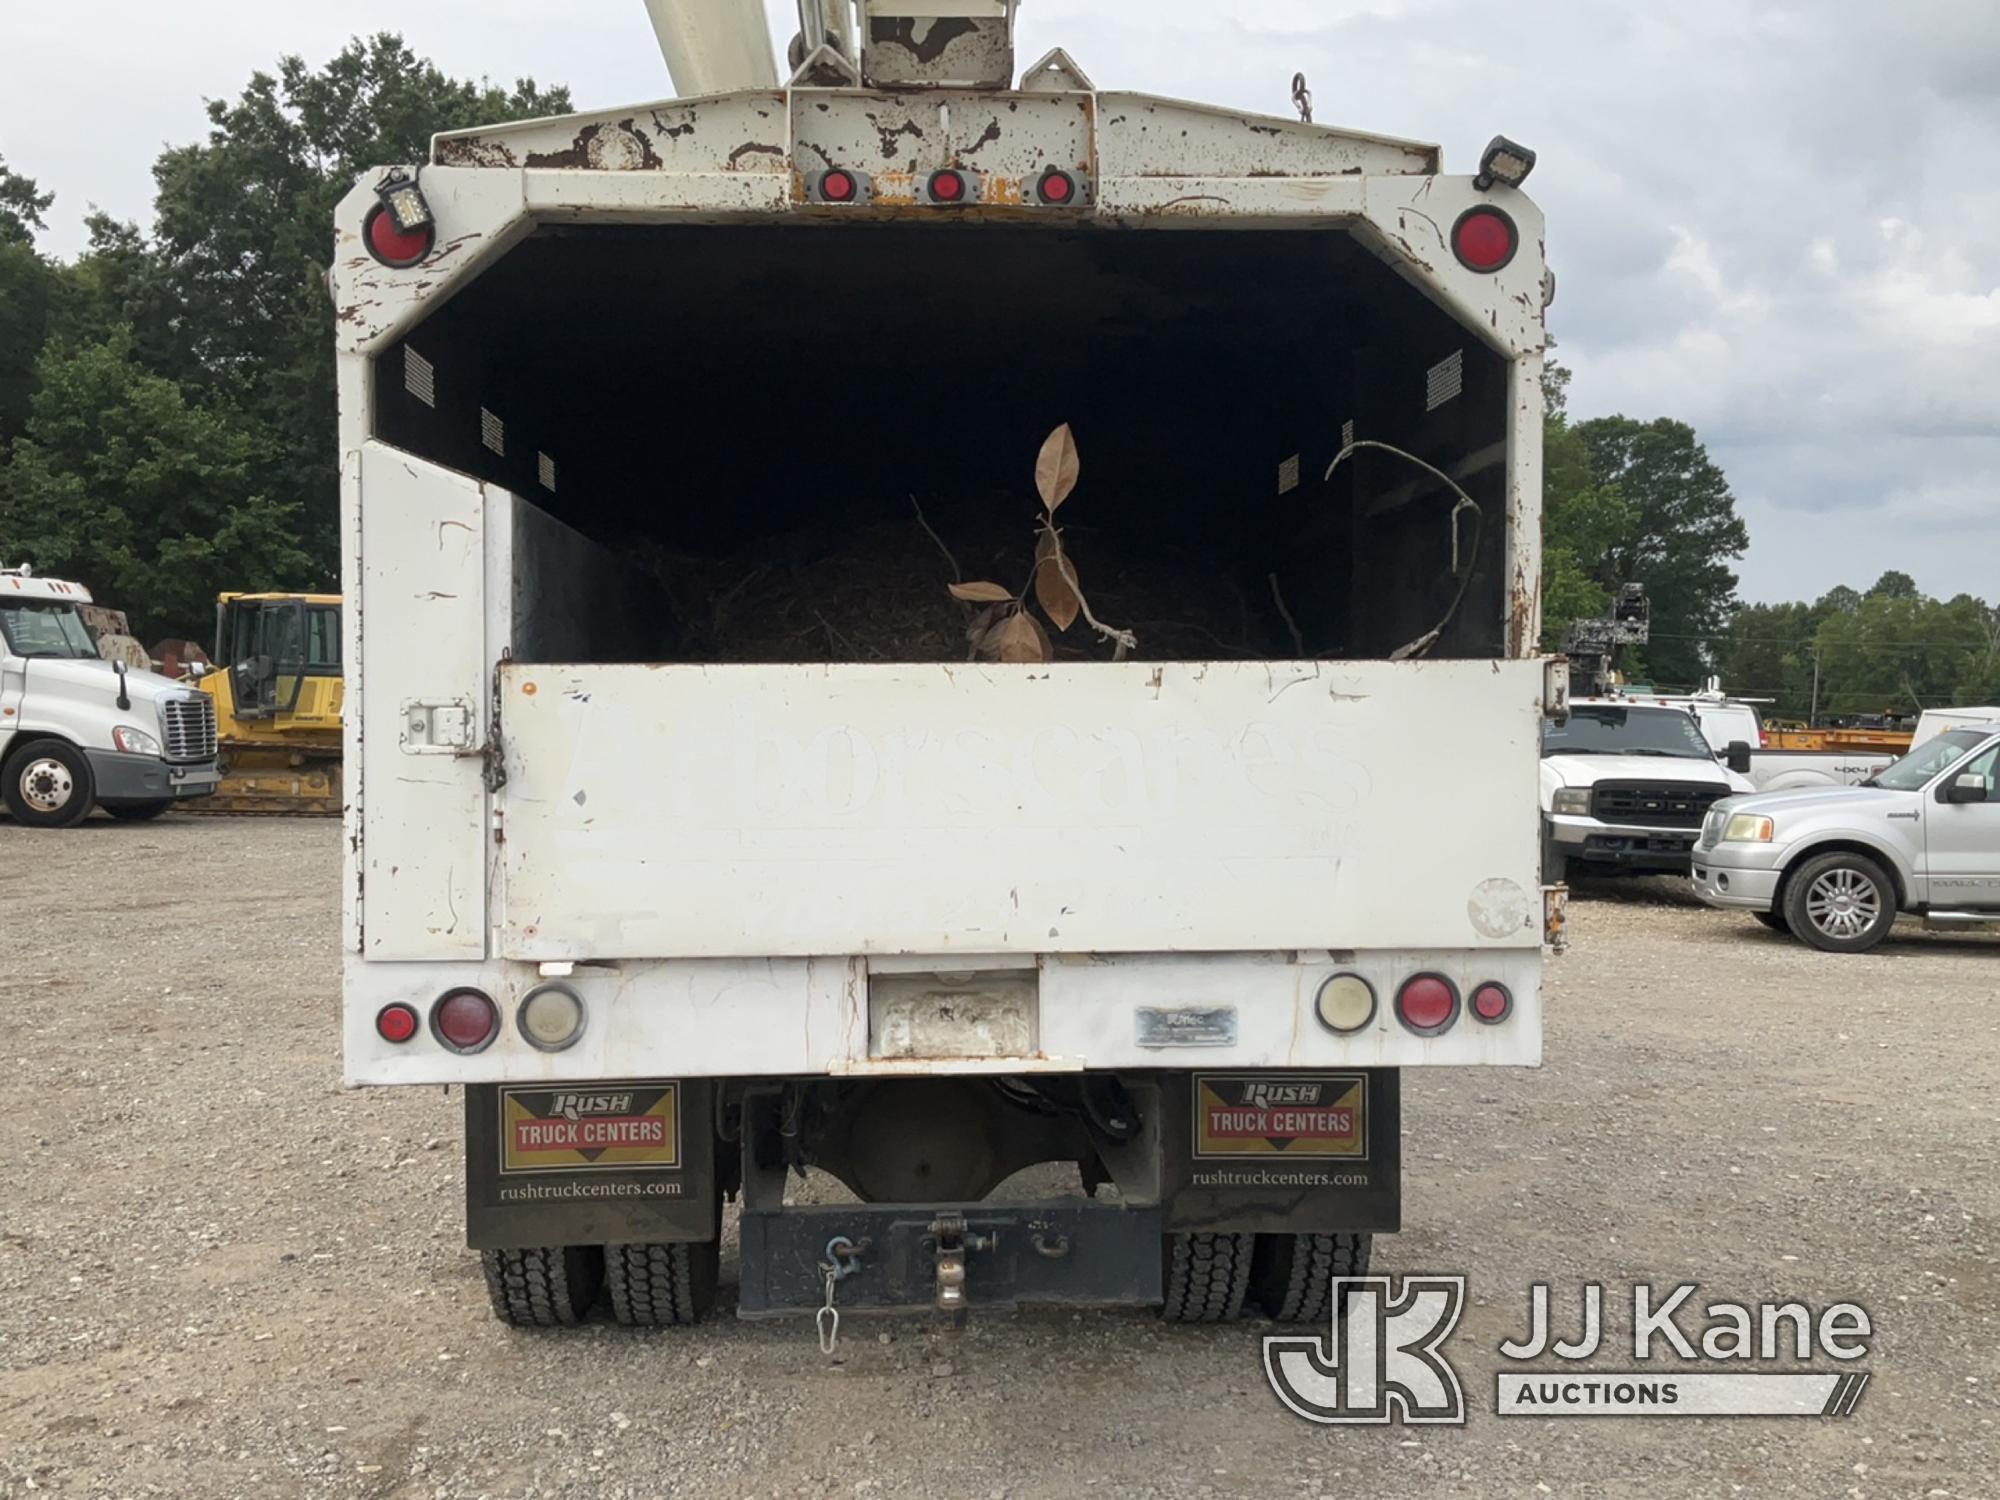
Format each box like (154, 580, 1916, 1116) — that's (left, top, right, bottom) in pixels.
(1, 818, 1995, 1499)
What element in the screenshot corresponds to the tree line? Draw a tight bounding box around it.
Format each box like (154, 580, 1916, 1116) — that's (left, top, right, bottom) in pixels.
(1538, 363, 1998, 720)
(2, 33, 1990, 716)
(0, 36, 564, 640)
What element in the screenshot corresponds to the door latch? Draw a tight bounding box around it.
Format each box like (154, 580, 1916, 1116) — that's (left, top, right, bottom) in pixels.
(399, 698, 478, 755)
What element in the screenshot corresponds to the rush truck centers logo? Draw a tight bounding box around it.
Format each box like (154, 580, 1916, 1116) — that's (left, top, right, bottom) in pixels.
(499, 1083, 681, 1173)
(1195, 1074, 1366, 1158)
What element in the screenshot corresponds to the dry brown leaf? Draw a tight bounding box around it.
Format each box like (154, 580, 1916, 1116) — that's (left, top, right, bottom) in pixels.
(949, 580, 1014, 602)
(1035, 423, 1080, 513)
(1034, 537, 1081, 632)
(965, 602, 1001, 646)
(991, 610, 1048, 663)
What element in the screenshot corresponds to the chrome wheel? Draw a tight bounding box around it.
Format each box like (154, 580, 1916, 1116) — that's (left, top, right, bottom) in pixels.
(18, 756, 75, 814)
(1805, 867, 1881, 940)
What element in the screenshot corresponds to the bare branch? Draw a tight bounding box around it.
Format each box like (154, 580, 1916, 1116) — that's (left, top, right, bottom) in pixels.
(1268, 572, 1305, 656)
(909, 493, 962, 584)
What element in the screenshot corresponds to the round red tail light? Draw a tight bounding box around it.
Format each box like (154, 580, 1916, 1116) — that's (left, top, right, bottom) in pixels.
(375, 1003, 419, 1044)
(819, 169, 857, 203)
(1037, 168, 1076, 205)
(364, 205, 435, 269)
(928, 169, 969, 204)
(1451, 205, 1518, 273)
(1470, 981, 1513, 1024)
(432, 988, 500, 1053)
(1394, 974, 1460, 1035)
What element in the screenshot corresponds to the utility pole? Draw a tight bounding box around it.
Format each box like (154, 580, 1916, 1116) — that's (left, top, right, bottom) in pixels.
(1809, 650, 1820, 727)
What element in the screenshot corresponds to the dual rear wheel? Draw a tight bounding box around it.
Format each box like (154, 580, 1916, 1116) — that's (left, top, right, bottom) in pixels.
(481, 1240, 720, 1328)
(1160, 1230, 1372, 1324)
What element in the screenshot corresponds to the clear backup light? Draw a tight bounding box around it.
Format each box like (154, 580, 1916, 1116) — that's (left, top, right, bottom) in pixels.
(1314, 973, 1377, 1034)
(518, 984, 585, 1051)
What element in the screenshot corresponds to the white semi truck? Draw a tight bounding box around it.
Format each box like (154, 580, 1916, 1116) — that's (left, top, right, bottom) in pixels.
(335, 0, 1563, 1330)
(1, 567, 220, 825)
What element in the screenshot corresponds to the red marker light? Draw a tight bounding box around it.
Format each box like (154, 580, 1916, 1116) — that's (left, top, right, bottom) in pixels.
(364, 205, 435, 269)
(375, 1003, 419, 1044)
(1394, 974, 1460, 1035)
(928, 169, 968, 204)
(1037, 168, 1077, 205)
(819, 169, 856, 203)
(1470, 982, 1513, 1024)
(432, 988, 500, 1053)
(1451, 206, 1517, 273)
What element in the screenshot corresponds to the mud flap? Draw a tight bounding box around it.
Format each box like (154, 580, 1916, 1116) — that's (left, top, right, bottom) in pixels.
(465, 1079, 716, 1250)
(1161, 1069, 1400, 1234)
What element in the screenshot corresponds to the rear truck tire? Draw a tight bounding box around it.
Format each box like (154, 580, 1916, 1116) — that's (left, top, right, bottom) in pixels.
(1783, 850, 1897, 954)
(1752, 909, 1791, 933)
(1160, 1232, 1255, 1323)
(103, 800, 174, 822)
(1250, 1232, 1373, 1324)
(2, 740, 94, 829)
(480, 1245, 604, 1327)
(605, 1240, 720, 1327)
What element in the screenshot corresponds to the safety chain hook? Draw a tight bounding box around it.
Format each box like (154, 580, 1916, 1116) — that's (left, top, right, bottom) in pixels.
(1291, 72, 1314, 124)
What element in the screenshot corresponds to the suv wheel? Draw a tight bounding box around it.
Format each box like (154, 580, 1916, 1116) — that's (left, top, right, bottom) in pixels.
(1783, 852, 1895, 953)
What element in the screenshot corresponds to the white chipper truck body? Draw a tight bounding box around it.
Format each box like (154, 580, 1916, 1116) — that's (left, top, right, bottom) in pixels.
(335, 0, 1561, 1329)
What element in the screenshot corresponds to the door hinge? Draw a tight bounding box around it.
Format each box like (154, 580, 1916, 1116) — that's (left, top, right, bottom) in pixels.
(1543, 658, 1571, 723)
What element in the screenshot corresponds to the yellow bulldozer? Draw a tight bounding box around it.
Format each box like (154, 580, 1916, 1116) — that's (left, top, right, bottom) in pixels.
(190, 592, 343, 815)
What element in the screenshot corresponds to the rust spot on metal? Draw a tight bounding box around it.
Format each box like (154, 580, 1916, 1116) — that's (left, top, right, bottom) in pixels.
(434, 138, 518, 168)
(866, 113, 926, 159)
(959, 120, 1003, 157)
(869, 15, 977, 63)
(525, 120, 662, 171)
(726, 141, 784, 171)
(648, 109, 696, 140)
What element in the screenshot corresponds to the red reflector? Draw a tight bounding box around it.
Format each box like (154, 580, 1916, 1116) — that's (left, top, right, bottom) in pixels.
(1039, 169, 1075, 204)
(365, 206, 434, 268)
(929, 169, 967, 203)
(1452, 206, 1517, 273)
(375, 1003, 419, 1044)
(1470, 982, 1512, 1024)
(821, 170, 856, 202)
(1395, 974, 1459, 1035)
(433, 989, 499, 1053)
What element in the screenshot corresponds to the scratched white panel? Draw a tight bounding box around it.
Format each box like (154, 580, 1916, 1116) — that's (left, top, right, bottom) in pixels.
(359, 443, 488, 959)
(496, 658, 1545, 960)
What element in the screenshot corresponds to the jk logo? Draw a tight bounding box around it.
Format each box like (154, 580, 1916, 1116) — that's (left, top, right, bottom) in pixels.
(1263, 1276, 1467, 1425)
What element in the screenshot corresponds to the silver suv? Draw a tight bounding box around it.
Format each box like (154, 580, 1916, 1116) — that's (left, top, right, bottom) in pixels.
(1692, 724, 2000, 952)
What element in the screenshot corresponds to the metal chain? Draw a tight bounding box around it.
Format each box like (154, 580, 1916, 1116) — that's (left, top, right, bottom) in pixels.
(816, 1269, 841, 1355)
(1291, 73, 1314, 124)
(816, 1236, 860, 1356)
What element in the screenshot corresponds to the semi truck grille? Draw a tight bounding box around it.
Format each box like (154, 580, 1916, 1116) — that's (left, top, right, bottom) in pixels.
(1591, 780, 1725, 828)
(160, 694, 219, 762)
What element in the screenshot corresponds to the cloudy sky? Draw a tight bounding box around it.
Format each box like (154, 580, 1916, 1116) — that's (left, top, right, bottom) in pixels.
(4, 1, 1996, 604)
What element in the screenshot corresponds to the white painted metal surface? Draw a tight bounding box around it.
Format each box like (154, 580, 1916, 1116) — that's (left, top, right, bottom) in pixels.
(356, 444, 489, 959)
(642, 0, 779, 96)
(494, 659, 1544, 960)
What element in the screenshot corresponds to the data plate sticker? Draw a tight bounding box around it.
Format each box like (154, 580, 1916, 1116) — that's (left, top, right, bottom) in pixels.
(1136, 1006, 1238, 1048)
(500, 1083, 680, 1174)
(1194, 1074, 1366, 1160)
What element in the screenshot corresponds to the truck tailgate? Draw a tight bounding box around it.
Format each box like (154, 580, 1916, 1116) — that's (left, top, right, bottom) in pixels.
(495, 658, 1544, 960)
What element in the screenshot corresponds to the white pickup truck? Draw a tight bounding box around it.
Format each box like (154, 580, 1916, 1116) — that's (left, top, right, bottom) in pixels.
(1541, 698, 1755, 881)
(1, 567, 220, 826)
(335, 0, 1563, 1331)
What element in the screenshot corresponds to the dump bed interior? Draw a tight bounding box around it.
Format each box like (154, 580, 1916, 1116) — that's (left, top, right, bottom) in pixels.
(375, 220, 1512, 666)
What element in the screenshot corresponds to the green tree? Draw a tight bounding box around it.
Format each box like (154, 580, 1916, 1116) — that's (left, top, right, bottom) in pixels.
(1538, 360, 1636, 651)
(0, 331, 311, 636)
(0, 156, 59, 445)
(1574, 416, 1749, 687)
(140, 36, 569, 573)
(1812, 589, 1993, 718)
